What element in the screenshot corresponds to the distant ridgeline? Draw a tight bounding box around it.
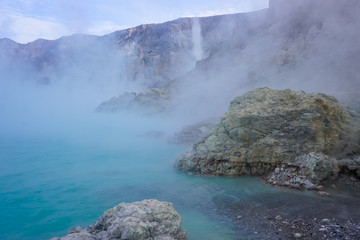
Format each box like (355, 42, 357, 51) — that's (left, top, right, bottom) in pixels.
(1, 0, 360, 113)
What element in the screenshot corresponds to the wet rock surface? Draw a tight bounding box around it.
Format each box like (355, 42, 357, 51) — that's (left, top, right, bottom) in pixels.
(51, 199, 187, 240)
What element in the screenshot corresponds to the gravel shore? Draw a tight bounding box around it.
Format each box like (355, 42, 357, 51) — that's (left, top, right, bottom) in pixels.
(214, 175, 360, 239)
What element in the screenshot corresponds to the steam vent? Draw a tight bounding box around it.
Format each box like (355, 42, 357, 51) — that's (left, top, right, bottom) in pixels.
(176, 88, 360, 188)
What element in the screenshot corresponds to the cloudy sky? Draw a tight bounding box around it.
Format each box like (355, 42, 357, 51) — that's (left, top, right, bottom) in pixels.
(0, 0, 268, 43)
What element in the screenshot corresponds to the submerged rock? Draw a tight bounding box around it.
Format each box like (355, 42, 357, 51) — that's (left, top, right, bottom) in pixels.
(176, 88, 360, 188)
(51, 199, 187, 240)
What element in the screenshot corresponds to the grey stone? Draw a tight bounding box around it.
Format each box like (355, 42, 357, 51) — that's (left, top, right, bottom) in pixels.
(321, 218, 331, 224)
(294, 232, 302, 238)
(176, 88, 360, 188)
(53, 199, 187, 240)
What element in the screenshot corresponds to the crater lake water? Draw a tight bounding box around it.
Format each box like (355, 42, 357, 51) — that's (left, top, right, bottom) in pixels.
(1, 115, 359, 240)
(0, 133, 243, 239)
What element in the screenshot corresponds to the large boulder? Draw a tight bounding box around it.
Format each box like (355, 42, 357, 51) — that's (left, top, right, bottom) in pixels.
(176, 88, 360, 186)
(51, 199, 187, 240)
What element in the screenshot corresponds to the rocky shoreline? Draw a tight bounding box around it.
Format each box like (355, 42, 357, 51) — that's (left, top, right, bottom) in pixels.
(211, 176, 360, 239)
(172, 88, 360, 239)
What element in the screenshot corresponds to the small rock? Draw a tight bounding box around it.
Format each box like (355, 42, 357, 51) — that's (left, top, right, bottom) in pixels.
(317, 191, 330, 196)
(319, 227, 327, 232)
(275, 215, 283, 220)
(275, 167, 280, 174)
(237, 215, 243, 220)
(350, 176, 357, 182)
(68, 226, 83, 234)
(321, 218, 331, 224)
(294, 232, 302, 238)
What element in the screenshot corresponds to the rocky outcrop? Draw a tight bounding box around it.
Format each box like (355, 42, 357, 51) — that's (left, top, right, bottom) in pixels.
(97, 87, 173, 114)
(169, 119, 218, 144)
(176, 88, 360, 189)
(51, 199, 187, 240)
(266, 153, 339, 190)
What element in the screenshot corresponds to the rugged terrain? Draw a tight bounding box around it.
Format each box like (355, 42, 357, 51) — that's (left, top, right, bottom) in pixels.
(1, 0, 360, 116)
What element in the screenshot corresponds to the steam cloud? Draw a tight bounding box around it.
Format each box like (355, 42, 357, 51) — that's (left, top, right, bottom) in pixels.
(1, 0, 360, 142)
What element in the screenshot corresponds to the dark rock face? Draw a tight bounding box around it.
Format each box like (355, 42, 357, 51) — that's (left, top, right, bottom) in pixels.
(51, 199, 187, 240)
(176, 88, 360, 188)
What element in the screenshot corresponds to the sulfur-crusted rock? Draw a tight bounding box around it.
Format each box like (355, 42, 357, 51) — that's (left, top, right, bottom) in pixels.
(51, 199, 187, 240)
(176, 88, 360, 186)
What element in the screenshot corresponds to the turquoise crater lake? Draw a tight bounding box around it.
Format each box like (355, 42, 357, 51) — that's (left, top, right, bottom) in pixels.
(1, 118, 359, 240)
(0, 129, 270, 240)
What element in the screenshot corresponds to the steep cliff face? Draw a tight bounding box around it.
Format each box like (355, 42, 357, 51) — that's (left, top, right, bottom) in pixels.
(172, 0, 360, 117)
(100, 19, 195, 87)
(176, 88, 360, 188)
(0, 18, 197, 88)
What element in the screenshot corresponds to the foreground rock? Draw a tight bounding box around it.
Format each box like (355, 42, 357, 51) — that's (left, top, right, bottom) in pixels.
(176, 88, 360, 189)
(51, 199, 187, 240)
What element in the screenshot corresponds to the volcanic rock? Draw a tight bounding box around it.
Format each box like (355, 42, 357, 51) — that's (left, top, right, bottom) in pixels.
(51, 199, 187, 240)
(176, 88, 360, 188)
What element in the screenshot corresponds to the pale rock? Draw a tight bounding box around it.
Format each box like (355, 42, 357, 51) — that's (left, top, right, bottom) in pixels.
(53, 199, 187, 240)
